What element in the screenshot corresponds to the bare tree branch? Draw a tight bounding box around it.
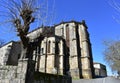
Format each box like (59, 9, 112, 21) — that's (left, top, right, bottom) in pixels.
(0, 0, 55, 59)
(103, 40, 120, 72)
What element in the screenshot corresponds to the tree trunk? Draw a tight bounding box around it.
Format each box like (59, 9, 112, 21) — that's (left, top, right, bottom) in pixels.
(20, 42, 35, 60)
(20, 43, 28, 59)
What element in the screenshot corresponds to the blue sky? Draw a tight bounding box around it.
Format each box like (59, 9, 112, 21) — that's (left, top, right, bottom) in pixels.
(0, 0, 120, 75)
(54, 0, 120, 75)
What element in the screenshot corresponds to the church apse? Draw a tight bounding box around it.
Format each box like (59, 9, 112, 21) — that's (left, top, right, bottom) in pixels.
(31, 20, 94, 79)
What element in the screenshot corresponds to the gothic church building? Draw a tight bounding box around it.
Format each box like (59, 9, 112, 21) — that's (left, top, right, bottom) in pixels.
(27, 20, 94, 79)
(0, 20, 94, 79)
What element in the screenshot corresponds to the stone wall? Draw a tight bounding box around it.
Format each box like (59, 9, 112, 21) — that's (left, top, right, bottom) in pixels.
(0, 59, 71, 83)
(0, 20, 95, 82)
(34, 72, 72, 83)
(0, 41, 13, 66)
(33, 36, 66, 75)
(0, 60, 28, 83)
(0, 41, 21, 66)
(0, 65, 18, 83)
(55, 21, 94, 79)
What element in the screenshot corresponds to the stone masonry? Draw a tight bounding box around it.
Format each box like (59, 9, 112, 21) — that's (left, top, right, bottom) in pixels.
(0, 59, 71, 83)
(0, 59, 28, 83)
(0, 20, 95, 82)
(31, 20, 95, 79)
(54, 21, 94, 79)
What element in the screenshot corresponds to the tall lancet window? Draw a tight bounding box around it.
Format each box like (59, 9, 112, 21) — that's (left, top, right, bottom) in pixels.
(72, 26, 76, 39)
(66, 24, 70, 47)
(47, 41, 51, 53)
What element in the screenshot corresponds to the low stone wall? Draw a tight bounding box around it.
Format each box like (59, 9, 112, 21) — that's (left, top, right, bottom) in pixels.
(0, 59, 72, 83)
(0, 66, 17, 79)
(0, 65, 25, 83)
(34, 72, 72, 83)
(0, 60, 28, 83)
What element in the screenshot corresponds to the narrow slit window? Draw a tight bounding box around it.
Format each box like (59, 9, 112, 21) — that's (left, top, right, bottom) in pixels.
(48, 41, 51, 53)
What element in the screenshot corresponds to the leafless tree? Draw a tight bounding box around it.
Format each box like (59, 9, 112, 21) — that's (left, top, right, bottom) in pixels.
(0, 0, 55, 59)
(103, 40, 120, 76)
(107, 0, 120, 76)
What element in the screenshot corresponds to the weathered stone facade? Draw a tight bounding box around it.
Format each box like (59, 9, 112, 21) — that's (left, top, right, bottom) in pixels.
(0, 41, 21, 66)
(0, 59, 71, 83)
(54, 21, 94, 79)
(29, 21, 95, 79)
(0, 59, 29, 83)
(0, 20, 95, 82)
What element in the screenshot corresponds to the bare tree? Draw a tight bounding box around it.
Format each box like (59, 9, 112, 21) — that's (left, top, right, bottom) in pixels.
(103, 40, 120, 76)
(107, 0, 120, 76)
(0, 0, 55, 59)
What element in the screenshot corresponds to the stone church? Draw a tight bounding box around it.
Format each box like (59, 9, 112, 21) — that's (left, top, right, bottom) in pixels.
(27, 20, 95, 79)
(0, 20, 95, 80)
